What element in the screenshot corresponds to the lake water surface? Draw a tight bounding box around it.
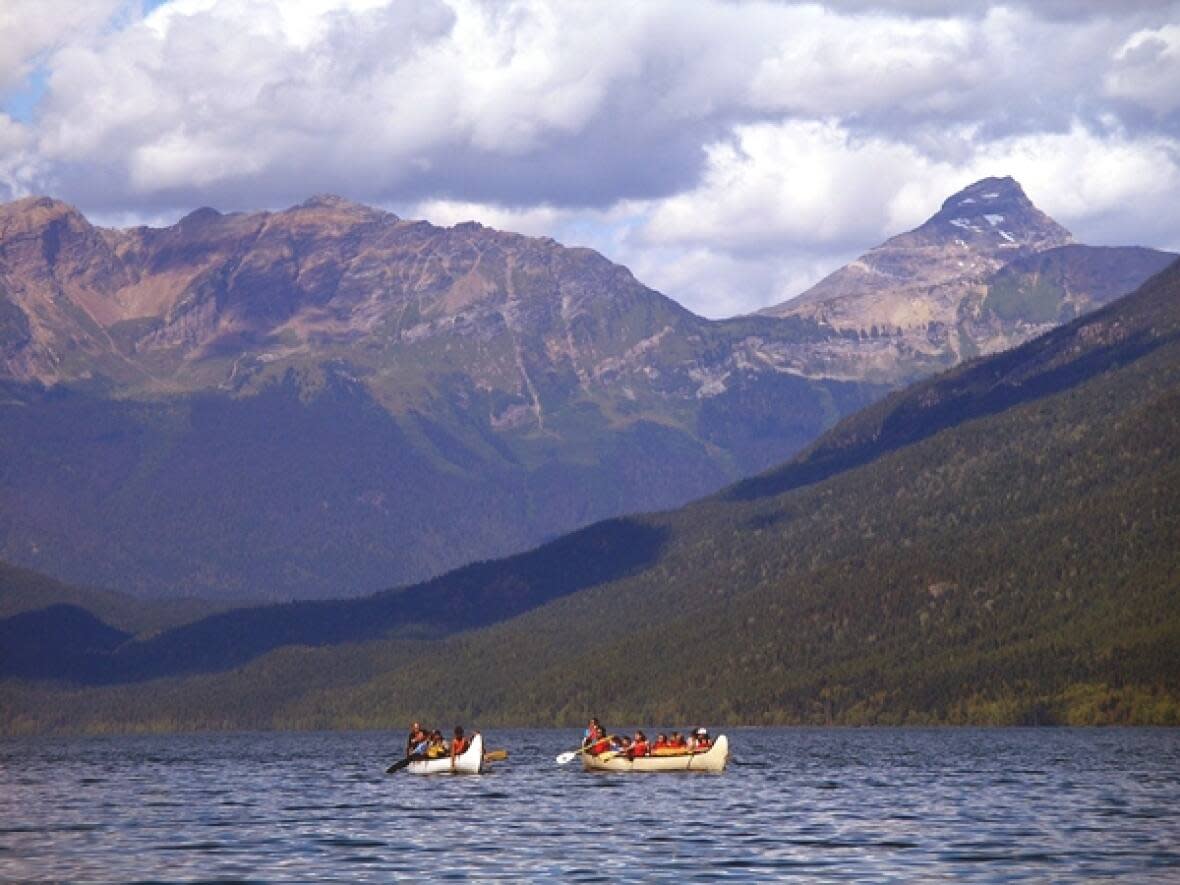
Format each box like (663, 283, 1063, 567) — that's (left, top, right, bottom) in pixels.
(2, 728, 1178, 881)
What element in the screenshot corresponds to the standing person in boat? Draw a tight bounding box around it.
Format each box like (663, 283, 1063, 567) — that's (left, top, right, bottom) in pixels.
(582, 718, 602, 750)
(585, 720, 611, 755)
(406, 721, 429, 757)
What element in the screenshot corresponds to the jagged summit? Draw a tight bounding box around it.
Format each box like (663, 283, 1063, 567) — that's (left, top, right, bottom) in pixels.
(761, 176, 1074, 316)
(938, 175, 1029, 213)
(918, 176, 1072, 251)
(753, 175, 1168, 381)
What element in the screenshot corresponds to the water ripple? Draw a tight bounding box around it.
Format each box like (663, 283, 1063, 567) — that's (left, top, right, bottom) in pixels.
(2, 728, 1179, 881)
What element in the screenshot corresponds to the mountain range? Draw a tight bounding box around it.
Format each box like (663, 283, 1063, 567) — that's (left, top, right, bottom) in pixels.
(3, 254, 1176, 731)
(0, 177, 1172, 600)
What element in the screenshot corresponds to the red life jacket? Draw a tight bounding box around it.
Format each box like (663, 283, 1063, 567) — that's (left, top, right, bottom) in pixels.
(629, 740, 649, 758)
(592, 737, 610, 755)
(452, 737, 469, 755)
(694, 737, 712, 751)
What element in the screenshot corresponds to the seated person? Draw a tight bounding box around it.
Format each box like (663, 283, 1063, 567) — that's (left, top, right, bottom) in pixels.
(627, 731, 650, 758)
(667, 731, 687, 750)
(652, 733, 669, 751)
(450, 726, 469, 758)
(588, 723, 611, 755)
(689, 727, 712, 752)
(406, 721, 429, 757)
(425, 730, 449, 758)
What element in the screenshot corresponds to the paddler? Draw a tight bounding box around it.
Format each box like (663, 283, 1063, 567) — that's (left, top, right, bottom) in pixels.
(425, 730, 448, 758)
(450, 726, 470, 762)
(406, 721, 429, 757)
(584, 719, 610, 755)
(627, 731, 650, 759)
(689, 727, 712, 752)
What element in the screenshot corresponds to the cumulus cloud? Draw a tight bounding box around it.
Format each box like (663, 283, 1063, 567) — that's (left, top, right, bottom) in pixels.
(1, 0, 1178, 316)
(0, 0, 126, 93)
(1105, 24, 1180, 116)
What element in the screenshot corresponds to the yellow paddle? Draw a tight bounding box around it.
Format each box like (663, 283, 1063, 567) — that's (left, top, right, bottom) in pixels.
(483, 749, 509, 763)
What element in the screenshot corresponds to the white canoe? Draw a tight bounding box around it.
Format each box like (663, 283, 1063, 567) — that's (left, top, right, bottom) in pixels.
(406, 733, 484, 775)
(582, 735, 729, 773)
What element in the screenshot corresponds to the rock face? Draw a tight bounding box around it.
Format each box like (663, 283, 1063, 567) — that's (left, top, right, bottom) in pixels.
(760, 176, 1174, 380)
(0, 194, 886, 600)
(0, 183, 1169, 601)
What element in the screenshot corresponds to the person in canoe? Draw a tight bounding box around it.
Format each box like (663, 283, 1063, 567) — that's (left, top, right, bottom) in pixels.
(627, 731, 650, 759)
(668, 731, 687, 750)
(689, 727, 713, 752)
(450, 726, 470, 763)
(583, 719, 611, 755)
(406, 721, 429, 757)
(425, 730, 449, 758)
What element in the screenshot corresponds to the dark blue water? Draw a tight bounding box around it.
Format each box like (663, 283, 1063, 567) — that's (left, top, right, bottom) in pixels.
(2, 728, 1178, 881)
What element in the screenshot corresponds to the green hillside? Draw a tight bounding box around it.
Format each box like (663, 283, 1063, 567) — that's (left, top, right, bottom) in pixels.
(3, 260, 1178, 733)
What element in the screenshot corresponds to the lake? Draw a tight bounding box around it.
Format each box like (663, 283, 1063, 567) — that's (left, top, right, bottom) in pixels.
(2, 728, 1178, 881)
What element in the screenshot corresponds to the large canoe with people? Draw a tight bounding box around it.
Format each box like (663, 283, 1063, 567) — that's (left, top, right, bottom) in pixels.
(406, 732, 484, 775)
(582, 735, 730, 773)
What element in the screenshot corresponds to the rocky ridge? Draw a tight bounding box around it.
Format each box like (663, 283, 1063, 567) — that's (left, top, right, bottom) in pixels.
(0, 182, 1170, 600)
(760, 176, 1174, 380)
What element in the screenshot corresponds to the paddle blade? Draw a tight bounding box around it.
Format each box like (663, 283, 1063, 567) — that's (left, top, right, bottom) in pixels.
(385, 757, 412, 774)
(555, 751, 578, 764)
(483, 749, 509, 762)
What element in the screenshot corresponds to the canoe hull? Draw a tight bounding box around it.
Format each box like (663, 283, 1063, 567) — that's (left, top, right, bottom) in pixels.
(406, 733, 484, 775)
(582, 735, 729, 773)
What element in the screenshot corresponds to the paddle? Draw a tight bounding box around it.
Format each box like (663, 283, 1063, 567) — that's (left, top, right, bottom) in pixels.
(555, 736, 617, 764)
(483, 749, 509, 763)
(386, 754, 421, 774)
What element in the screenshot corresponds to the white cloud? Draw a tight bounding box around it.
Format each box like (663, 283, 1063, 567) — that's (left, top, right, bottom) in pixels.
(627, 118, 1180, 314)
(1104, 24, 1180, 116)
(0, 0, 125, 93)
(641, 120, 950, 255)
(747, 9, 977, 118)
(2, 0, 1179, 317)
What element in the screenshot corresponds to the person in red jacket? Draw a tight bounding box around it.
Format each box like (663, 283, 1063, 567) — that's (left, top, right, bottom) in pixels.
(628, 731, 650, 759)
(584, 720, 611, 755)
(450, 726, 469, 760)
(690, 727, 712, 752)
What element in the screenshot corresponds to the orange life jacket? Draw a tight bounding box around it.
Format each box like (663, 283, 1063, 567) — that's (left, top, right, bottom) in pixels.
(452, 737, 469, 755)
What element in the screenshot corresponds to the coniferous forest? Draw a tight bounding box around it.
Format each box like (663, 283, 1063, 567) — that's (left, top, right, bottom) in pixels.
(2, 261, 1177, 734)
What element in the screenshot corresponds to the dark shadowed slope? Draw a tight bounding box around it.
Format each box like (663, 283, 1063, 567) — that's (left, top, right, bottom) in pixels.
(0, 518, 666, 683)
(3, 261, 1177, 731)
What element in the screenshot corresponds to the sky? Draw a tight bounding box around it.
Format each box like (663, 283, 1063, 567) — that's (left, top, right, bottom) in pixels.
(1, 0, 1178, 317)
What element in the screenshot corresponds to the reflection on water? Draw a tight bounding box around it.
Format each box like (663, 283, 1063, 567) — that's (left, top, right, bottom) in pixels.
(2, 728, 1178, 881)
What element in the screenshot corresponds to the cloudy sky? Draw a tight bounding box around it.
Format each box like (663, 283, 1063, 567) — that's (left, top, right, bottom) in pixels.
(2, 0, 1178, 316)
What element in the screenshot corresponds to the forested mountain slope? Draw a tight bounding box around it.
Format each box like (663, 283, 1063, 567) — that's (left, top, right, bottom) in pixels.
(0, 183, 1167, 602)
(4, 260, 1177, 732)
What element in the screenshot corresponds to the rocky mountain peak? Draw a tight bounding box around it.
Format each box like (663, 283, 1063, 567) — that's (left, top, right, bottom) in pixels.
(918, 175, 1072, 252)
(937, 175, 1029, 214)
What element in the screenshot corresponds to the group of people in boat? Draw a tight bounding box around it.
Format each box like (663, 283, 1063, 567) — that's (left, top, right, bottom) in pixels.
(582, 718, 714, 760)
(405, 721, 471, 761)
